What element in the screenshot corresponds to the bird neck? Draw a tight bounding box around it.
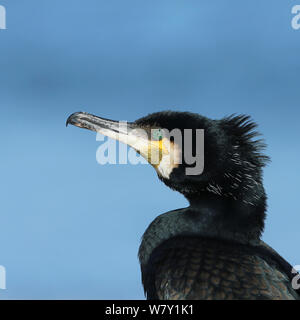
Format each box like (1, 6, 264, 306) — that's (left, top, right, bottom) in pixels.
(139, 194, 264, 268)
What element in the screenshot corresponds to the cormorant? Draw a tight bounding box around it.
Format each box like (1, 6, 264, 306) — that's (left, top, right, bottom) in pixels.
(66, 110, 299, 300)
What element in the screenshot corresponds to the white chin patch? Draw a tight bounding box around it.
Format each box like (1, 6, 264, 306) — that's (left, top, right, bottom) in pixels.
(155, 141, 181, 179)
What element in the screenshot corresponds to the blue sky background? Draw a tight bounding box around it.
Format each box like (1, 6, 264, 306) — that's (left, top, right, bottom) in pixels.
(0, 1, 299, 299)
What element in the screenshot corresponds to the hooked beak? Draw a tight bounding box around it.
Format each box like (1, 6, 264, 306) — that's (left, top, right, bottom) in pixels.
(66, 112, 169, 165)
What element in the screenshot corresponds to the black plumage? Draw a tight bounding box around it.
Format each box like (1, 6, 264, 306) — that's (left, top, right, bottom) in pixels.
(67, 110, 299, 300)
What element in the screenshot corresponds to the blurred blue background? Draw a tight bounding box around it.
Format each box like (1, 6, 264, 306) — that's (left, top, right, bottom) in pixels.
(0, 0, 299, 299)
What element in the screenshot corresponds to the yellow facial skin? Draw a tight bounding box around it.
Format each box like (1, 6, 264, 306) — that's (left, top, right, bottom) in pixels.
(145, 138, 182, 179)
(146, 138, 169, 167)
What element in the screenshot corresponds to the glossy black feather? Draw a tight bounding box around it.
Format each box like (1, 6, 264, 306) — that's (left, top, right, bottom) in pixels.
(142, 236, 299, 300)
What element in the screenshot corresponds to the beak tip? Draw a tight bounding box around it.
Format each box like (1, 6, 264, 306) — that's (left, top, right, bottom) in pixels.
(66, 116, 72, 127)
(66, 112, 83, 128)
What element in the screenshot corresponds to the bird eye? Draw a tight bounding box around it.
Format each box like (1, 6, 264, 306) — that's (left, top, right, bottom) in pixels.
(152, 129, 163, 141)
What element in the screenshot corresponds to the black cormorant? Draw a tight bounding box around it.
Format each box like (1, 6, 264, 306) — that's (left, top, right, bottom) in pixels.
(66, 110, 299, 300)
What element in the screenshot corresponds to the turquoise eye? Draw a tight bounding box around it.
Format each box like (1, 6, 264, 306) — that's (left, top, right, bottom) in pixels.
(152, 129, 163, 141)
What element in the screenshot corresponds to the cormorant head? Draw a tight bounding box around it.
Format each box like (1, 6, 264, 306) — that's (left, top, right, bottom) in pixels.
(67, 110, 269, 237)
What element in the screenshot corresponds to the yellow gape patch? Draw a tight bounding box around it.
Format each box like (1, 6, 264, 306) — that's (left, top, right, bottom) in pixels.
(147, 139, 168, 166)
(151, 138, 182, 179)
